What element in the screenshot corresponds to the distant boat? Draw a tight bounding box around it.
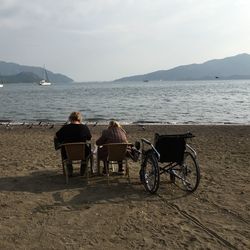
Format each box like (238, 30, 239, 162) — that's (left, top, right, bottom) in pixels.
(39, 66, 51, 86)
(143, 80, 149, 82)
(0, 80, 3, 87)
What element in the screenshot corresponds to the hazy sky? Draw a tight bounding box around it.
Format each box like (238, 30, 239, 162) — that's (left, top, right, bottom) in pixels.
(1, 0, 250, 81)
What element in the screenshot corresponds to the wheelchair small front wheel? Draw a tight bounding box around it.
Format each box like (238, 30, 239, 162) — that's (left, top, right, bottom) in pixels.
(140, 151, 160, 194)
(181, 152, 200, 192)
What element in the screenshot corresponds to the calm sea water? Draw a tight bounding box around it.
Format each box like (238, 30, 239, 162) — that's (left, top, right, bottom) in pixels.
(0, 80, 249, 124)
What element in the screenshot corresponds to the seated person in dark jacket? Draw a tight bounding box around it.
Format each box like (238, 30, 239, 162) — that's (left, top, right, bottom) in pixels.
(55, 111, 92, 176)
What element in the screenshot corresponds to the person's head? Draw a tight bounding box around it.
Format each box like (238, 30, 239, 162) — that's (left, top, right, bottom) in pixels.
(68, 111, 82, 123)
(108, 120, 121, 128)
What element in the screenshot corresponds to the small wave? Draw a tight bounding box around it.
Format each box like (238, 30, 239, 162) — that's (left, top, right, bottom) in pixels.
(86, 117, 107, 122)
(132, 120, 166, 125)
(0, 119, 12, 123)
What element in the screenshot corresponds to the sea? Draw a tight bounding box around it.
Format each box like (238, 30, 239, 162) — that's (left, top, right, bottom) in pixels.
(0, 80, 249, 125)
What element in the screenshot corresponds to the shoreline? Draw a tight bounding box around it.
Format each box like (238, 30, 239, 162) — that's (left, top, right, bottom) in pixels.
(1, 120, 250, 126)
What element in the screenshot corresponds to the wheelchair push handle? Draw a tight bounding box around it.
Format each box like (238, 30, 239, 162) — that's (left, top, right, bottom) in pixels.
(141, 138, 160, 160)
(155, 132, 195, 139)
(141, 138, 152, 145)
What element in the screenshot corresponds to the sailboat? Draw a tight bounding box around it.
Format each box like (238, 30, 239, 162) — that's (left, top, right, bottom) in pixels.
(39, 66, 51, 86)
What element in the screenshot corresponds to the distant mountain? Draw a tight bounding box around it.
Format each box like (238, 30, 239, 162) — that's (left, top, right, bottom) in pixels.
(0, 61, 73, 83)
(115, 53, 250, 81)
(1, 72, 42, 83)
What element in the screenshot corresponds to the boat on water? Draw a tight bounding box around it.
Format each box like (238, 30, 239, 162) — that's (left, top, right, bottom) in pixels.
(0, 80, 3, 87)
(39, 66, 51, 86)
(39, 79, 51, 86)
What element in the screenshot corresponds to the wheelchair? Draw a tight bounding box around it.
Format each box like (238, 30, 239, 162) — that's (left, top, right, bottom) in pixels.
(139, 132, 200, 194)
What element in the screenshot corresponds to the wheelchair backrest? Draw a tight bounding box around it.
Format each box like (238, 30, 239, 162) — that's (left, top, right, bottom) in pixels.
(154, 133, 186, 163)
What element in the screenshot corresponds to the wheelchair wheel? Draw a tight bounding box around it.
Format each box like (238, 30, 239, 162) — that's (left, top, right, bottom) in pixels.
(140, 151, 160, 194)
(180, 152, 200, 192)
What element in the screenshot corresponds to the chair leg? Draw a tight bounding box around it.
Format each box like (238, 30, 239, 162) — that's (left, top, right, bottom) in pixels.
(63, 161, 69, 184)
(111, 162, 115, 172)
(80, 158, 90, 176)
(90, 155, 94, 175)
(105, 161, 109, 185)
(97, 159, 101, 175)
(86, 160, 89, 184)
(118, 161, 123, 172)
(62, 159, 66, 176)
(80, 159, 90, 184)
(125, 160, 130, 183)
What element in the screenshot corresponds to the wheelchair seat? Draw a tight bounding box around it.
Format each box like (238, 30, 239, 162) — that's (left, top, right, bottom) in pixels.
(154, 133, 186, 163)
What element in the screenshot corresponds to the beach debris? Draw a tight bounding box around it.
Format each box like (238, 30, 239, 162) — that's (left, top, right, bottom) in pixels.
(138, 124, 145, 130)
(93, 121, 98, 127)
(5, 122, 13, 130)
(27, 123, 33, 129)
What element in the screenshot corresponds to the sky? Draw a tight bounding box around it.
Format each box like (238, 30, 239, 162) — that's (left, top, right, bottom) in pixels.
(1, 0, 250, 82)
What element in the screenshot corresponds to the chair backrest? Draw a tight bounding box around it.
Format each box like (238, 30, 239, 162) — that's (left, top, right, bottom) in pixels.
(106, 143, 128, 161)
(62, 142, 86, 161)
(154, 134, 186, 163)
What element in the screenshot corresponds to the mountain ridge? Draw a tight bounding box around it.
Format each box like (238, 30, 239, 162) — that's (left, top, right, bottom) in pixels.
(0, 61, 73, 83)
(115, 53, 250, 81)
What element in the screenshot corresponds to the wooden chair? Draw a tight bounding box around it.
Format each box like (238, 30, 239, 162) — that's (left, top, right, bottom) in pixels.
(61, 142, 92, 184)
(97, 143, 131, 184)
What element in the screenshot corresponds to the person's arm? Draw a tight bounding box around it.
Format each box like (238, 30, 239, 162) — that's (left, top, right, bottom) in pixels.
(96, 130, 107, 146)
(55, 127, 64, 143)
(119, 128, 128, 143)
(84, 125, 92, 141)
(54, 127, 64, 149)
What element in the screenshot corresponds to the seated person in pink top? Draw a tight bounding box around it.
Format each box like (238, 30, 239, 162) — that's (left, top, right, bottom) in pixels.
(96, 120, 128, 174)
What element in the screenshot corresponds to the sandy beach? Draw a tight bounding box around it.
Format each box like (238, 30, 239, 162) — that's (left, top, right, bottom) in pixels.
(0, 124, 249, 249)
